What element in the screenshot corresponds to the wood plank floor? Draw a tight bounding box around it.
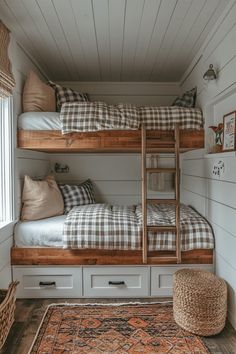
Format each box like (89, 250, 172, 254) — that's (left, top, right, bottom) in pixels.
(1, 298, 236, 354)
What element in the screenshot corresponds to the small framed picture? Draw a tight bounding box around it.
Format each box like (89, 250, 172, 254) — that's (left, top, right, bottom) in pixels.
(223, 111, 236, 151)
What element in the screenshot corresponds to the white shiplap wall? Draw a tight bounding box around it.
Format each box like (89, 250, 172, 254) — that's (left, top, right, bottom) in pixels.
(11, 39, 51, 215)
(50, 153, 175, 205)
(181, 0, 236, 329)
(15, 149, 50, 219)
(0, 37, 50, 288)
(57, 81, 180, 106)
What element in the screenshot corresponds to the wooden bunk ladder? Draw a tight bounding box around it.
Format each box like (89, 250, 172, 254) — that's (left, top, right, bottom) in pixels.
(141, 123, 181, 264)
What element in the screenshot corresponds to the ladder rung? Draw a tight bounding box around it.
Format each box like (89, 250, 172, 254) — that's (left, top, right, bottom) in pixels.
(147, 148, 176, 153)
(146, 138, 175, 144)
(147, 136, 175, 139)
(146, 168, 176, 173)
(148, 256, 178, 263)
(147, 226, 176, 232)
(147, 199, 177, 204)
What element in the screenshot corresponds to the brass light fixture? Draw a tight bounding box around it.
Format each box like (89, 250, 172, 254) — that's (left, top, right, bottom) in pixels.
(203, 64, 217, 81)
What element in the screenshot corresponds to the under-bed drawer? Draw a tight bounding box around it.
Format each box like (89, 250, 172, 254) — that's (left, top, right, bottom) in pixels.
(151, 264, 214, 296)
(83, 266, 149, 297)
(13, 266, 82, 298)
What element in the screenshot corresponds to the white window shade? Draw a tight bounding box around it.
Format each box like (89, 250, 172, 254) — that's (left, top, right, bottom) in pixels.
(0, 97, 14, 225)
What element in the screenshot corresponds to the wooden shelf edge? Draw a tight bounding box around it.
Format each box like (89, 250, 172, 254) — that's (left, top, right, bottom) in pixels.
(205, 151, 236, 158)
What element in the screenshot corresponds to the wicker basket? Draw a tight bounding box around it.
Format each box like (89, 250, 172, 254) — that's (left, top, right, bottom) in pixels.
(0, 281, 19, 349)
(173, 269, 227, 336)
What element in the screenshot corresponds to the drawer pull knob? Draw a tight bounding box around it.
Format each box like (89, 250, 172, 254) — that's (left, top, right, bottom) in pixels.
(39, 281, 56, 287)
(108, 281, 125, 286)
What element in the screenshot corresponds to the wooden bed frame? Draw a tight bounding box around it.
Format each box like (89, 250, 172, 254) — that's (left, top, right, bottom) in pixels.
(11, 248, 213, 265)
(17, 128, 204, 153)
(15, 126, 209, 267)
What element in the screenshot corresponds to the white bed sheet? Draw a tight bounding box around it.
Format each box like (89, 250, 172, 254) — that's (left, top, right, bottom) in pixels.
(14, 215, 66, 247)
(18, 112, 61, 130)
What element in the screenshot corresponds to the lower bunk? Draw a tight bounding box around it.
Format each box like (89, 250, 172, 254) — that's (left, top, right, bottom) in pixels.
(12, 203, 214, 298)
(11, 245, 214, 298)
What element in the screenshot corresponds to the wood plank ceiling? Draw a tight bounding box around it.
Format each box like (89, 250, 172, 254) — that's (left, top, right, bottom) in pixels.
(0, 0, 229, 81)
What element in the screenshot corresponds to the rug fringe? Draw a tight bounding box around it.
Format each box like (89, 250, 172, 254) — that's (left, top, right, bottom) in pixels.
(47, 300, 173, 308)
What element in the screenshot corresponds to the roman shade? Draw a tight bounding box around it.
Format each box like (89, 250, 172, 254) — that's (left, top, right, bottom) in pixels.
(0, 21, 15, 98)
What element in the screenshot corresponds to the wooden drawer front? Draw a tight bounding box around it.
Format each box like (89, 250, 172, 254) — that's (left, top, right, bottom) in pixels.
(151, 265, 214, 296)
(83, 267, 149, 297)
(13, 267, 82, 298)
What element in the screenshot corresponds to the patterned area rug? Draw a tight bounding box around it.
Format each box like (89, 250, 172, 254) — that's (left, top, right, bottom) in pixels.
(30, 303, 210, 353)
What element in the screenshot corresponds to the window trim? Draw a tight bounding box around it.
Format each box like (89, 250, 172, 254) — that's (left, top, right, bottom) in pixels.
(0, 96, 14, 228)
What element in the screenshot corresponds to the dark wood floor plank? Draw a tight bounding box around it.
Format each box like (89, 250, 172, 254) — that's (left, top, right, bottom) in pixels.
(0, 298, 235, 354)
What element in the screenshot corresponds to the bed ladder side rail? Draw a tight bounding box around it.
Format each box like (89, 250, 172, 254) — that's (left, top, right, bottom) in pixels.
(175, 123, 181, 264)
(141, 123, 181, 264)
(141, 124, 147, 264)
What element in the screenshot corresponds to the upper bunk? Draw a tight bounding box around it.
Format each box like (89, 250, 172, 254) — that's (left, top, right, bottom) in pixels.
(17, 103, 204, 153)
(18, 74, 204, 153)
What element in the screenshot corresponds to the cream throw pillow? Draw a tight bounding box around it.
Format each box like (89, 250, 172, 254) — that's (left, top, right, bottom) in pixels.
(23, 71, 56, 112)
(21, 175, 64, 221)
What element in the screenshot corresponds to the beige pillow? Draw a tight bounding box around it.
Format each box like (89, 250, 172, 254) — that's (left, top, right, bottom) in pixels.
(21, 175, 64, 221)
(23, 71, 56, 112)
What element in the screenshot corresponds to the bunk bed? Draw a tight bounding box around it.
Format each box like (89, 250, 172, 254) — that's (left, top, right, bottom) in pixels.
(13, 103, 213, 298)
(13, 110, 213, 266)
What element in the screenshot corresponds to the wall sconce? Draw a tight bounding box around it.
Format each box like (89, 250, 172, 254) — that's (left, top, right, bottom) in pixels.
(54, 163, 69, 173)
(203, 64, 217, 81)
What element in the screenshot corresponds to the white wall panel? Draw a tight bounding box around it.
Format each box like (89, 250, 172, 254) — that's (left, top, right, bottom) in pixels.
(57, 81, 180, 106)
(207, 179, 236, 209)
(0, 264, 12, 288)
(181, 0, 236, 328)
(0, 238, 12, 273)
(212, 222, 236, 271)
(207, 199, 236, 238)
(215, 251, 236, 328)
(0, 35, 50, 288)
(16, 149, 50, 218)
(50, 153, 174, 205)
(181, 188, 206, 216)
(204, 153, 236, 183)
(182, 175, 206, 197)
(182, 158, 205, 178)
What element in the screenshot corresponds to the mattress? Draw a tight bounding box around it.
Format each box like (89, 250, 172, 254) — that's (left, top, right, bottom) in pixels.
(18, 112, 61, 130)
(18, 106, 203, 132)
(14, 215, 66, 247)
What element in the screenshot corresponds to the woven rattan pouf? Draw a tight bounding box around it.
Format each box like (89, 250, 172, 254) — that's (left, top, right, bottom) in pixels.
(173, 269, 227, 336)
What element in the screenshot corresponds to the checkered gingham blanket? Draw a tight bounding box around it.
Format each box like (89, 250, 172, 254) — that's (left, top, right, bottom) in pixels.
(60, 102, 203, 134)
(63, 204, 214, 251)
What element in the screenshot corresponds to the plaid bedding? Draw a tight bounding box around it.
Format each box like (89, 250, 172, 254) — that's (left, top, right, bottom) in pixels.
(139, 106, 203, 130)
(63, 203, 214, 251)
(60, 102, 139, 134)
(60, 102, 203, 134)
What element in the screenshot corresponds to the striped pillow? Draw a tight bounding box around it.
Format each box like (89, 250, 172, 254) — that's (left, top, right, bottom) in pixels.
(48, 81, 89, 111)
(59, 179, 95, 214)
